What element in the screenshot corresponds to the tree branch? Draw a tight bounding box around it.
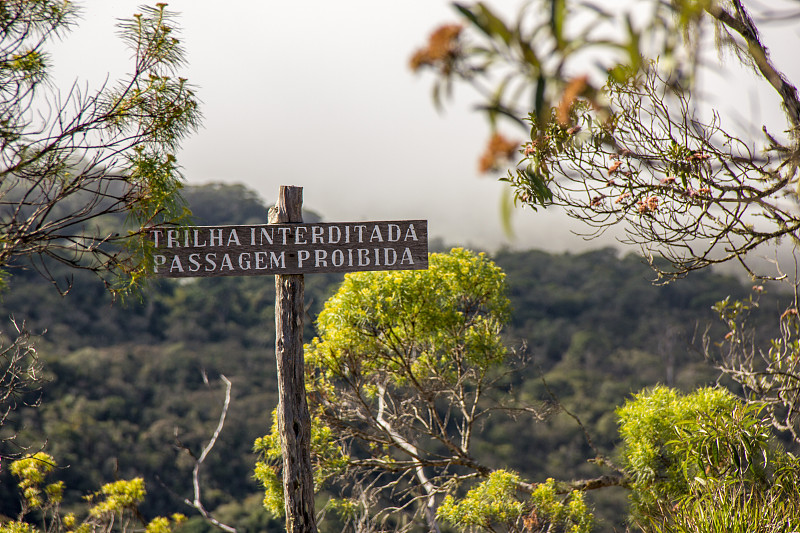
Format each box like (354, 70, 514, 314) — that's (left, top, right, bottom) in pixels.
(179, 374, 237, 533)
(375, 384, 441, 533)
(706, 1, 800, 131)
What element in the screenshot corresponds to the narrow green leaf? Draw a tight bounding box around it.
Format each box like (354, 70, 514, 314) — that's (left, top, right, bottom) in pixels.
(550, 0, 566, 49)
(454, 2, 513, 45)
(476, 3, 513, 45)
(500, 186, 515, 237)
(517, 39, 541, 71)
(534, 73, 547, 131)
(453, 3, 482, 30)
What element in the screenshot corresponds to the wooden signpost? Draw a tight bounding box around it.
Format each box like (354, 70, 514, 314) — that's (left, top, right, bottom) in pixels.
(148, 186, 428, 533)
(149, 221, 428, 278)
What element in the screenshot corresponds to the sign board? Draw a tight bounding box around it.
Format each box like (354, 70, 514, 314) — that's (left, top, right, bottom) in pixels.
(148, 219, 428, 278)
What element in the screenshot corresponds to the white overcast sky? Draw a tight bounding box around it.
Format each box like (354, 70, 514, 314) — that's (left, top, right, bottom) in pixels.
(50, 0, 800, 254)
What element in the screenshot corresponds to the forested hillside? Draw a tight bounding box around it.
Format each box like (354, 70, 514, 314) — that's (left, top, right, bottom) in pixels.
(0, 183, 784, 532)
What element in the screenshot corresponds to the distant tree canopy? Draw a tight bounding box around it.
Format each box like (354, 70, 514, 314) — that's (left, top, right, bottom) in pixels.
(0, 182, 791, 532)
(181, 183, 322, 227)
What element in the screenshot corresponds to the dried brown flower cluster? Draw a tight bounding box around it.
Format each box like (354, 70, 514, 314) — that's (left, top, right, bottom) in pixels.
(478, 132, 519, 173)
(637, 195, 659, 213)
(607, 160, 624, 175)
(409, 24, 463, 73)
(557, 75, 589, 125)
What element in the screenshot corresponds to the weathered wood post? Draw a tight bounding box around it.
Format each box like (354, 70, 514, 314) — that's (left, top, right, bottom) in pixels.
(147, 189, 428, 532)
(268, 185, 317, 533)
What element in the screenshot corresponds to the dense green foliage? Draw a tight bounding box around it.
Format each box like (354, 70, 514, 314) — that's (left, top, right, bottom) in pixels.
(438, 473, 592, 533)
(0, 183, 789, 532)
(307, 248, 510, 380)
(255, 249, 513, 529)
(618, 387, 800, 532)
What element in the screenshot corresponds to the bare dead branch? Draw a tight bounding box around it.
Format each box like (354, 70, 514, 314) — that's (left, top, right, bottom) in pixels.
(176, 374, 237, 533)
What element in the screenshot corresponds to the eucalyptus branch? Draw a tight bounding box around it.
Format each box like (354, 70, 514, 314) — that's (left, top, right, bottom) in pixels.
(0, 3, 200, 292)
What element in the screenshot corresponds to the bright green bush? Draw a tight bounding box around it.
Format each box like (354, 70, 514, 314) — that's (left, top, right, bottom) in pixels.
(4, 453, 185, 533)
(305, 247, 510, 385)
(617, 386, 800, 530)
(618, 387, 744, 507)
(438, 472, 592, 533)
(253, 411, 348, 517)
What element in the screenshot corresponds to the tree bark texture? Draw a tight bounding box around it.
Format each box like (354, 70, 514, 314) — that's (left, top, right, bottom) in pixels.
(269, 186, 317, 533)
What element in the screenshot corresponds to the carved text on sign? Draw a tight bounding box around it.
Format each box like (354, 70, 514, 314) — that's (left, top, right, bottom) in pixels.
(148, 220, 428, 277)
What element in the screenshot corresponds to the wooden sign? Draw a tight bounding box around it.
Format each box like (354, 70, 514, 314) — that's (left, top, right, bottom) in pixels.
(150, 185, 426, 533)
(148, 220, 428, 278)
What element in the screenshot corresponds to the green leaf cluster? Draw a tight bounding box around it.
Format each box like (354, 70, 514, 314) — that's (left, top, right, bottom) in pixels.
(0, 2, 201, 294)
(438, 470, 527, 531)
(9, 452, 60, 512)
(86, 478, 147, 517)
(4, 453, 186, 533)
(438, 472, 592, 533)
(530, 479, 592, 533)
(617, 385, 800, 527)
(618, 387, 739, 506)
(306, 247, 510, 387)
(0, 0, 77, 89)
(253, 411, 348, 517)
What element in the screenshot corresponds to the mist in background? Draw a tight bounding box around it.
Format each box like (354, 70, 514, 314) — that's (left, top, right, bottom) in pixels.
(51, 0, 799, 261)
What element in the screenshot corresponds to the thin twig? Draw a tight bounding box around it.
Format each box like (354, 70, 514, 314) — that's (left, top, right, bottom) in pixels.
(181, 374, 237, 533)
(538, 371, 599, 457)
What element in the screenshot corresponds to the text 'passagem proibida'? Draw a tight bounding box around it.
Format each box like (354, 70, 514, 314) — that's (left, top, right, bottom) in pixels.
(148, 220, 428, 278)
